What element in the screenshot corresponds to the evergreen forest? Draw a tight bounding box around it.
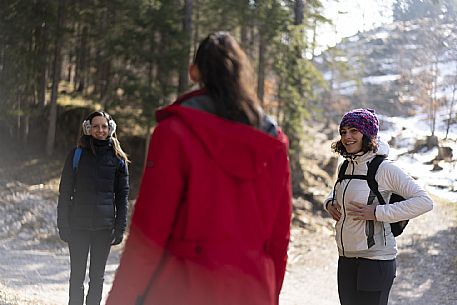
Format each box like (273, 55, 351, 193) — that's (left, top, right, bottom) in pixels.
(1, 0, 457, 196)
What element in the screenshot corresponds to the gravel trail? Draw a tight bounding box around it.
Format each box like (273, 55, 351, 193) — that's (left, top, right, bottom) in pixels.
(0, 187, 455, 305)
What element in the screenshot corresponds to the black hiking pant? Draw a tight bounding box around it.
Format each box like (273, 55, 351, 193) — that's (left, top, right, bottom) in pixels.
(338, 256, 396, 305)
(68, 228, 112, 305)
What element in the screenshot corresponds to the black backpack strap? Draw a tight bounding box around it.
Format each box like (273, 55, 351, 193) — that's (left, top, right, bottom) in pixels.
(338, 160, 349, 180)
(366, 156, 383, 246)
(337, 160, 369, 182)
(331, 160, 350, 207)
(365, 155, 387, 248)
(366, 155, 387, 205)
(338, 174, 368, 182)
(333, 160, 369, 204)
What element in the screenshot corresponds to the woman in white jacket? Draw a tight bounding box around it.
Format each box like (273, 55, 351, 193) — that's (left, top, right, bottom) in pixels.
(324, 108, 433, 305)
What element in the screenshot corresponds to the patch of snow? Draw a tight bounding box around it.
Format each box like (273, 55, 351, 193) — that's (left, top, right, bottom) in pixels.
(363, 74, 400, 85)
(372, 31, 390, 40)
(438, 60, 457, 77)
(404, 44, 419, 50)
(378, 112, 457, 203)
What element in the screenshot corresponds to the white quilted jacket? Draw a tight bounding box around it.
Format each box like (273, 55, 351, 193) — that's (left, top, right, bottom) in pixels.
(324, 140, 433, 259)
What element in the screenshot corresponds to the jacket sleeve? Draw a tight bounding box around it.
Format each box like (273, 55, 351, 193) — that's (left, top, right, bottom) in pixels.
(106, 120, 187, 305)
(323, 162, 342, 211)
(114, 161, 129, 234)
(268, 145, 292, 304)
(323, 191, 334, 212)
(375, 161, 433, 223)
(57, 149, 76, 230)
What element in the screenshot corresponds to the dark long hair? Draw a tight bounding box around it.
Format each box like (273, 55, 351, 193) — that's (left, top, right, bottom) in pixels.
(331, 135, 378, 156)
(193, 32, 261, 126)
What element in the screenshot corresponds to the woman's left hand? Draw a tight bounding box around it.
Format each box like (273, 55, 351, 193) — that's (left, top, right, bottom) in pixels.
(346, 201, 377, 221)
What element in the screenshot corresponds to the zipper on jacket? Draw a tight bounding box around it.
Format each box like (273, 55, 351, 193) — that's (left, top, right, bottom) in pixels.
(339, 160, 355, 257)
(92, 155, 99, 230)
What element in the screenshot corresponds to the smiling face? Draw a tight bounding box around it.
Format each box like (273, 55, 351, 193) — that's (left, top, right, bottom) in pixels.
(340, 126, 364, 154)
(90, 115, 110, 140)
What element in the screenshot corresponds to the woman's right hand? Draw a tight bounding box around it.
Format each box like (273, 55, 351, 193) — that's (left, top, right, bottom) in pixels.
(327, 203, 341, 221)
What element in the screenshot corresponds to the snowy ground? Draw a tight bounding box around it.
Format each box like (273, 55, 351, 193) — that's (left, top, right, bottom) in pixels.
(379, 111, 457, 203)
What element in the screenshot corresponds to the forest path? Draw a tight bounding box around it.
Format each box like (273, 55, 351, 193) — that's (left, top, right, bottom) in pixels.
(0, 194, 455, 305)
(282, 196, 457, 305)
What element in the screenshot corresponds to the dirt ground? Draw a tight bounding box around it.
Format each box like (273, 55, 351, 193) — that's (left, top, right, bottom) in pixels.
(282, 195, 457, 305)
(0, 187, 455, 305)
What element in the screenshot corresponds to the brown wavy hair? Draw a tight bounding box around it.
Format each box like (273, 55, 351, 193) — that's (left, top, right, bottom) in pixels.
(193, 32, 261, 126)
(331, 135, 378, 156)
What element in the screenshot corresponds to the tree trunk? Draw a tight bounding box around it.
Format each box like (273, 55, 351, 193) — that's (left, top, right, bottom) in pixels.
(257, 35, 266, 105)
(22, 63, 34, 144)
(289, 0, 307, 195)
(240, 25, 248, 49)
(178, 0, 193, 94)
(276, 83, 284, 123)
(94, 5, 108, 98)
(310, 17, 317, 60)
(75, 25, 88, 92)
(100, 0, 117, 107)
(67, 51, 73, 82)
(34, 7, 48, 108)
(46, 0, 66, 156)
(99, 60, 111, 107)
(430, 61, 438, 136)
(16, 95, 21, 139)
(193, 0, 199, 54)
(94, 48, 101, 97)
(22, 114, 30, 144)
(249, 23, 255, 56)
(294, 0, 305, 25)
(445, 68, 457, 139)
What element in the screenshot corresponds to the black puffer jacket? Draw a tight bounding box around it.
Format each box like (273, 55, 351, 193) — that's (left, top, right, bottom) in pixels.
(57, 136, 129, 234)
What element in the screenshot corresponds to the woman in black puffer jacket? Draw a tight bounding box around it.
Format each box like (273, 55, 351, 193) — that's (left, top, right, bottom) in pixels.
(57, 111, 129, 305)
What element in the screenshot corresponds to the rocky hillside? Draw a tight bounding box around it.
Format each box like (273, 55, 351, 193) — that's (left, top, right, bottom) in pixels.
(315, 17, 457, 117)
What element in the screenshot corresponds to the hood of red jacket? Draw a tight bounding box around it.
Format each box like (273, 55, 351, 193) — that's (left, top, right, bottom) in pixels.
(155, 89, 288, 180)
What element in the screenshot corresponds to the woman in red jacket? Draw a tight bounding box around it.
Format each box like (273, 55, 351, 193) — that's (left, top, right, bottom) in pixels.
(106, 31, 292, 305)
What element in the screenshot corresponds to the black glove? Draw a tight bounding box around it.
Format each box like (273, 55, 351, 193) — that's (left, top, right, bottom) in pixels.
(58, 227, 71, 243)
(111, 230, 124, 246)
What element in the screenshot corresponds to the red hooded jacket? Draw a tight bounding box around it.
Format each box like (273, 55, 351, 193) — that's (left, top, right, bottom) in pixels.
(106, 90, 292, 305)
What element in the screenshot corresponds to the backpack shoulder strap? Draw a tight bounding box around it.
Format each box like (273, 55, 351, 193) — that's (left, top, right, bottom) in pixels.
(118, 158, 125, 169)
(367, 155, 387, 205)
(337, 160, 349, 181)
(336, 160, 368, 182)
(72, 147, 82, 172)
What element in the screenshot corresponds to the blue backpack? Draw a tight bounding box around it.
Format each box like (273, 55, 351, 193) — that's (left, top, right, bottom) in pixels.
(72, 147, 84, 172)
(70, 147, 125, 200)
(72, 147, 124, 172)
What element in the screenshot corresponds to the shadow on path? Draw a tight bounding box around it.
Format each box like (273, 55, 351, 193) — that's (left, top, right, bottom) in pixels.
(0, 242, 122, 305)
(390, 226, 457, 305)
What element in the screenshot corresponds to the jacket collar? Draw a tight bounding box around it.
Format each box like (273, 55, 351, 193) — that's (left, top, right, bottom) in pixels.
(155, 90, 287, 180)
(344, 138, 390, 165)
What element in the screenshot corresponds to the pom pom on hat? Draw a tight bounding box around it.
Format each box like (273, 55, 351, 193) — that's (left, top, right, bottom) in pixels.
(339, 108, 379, 138)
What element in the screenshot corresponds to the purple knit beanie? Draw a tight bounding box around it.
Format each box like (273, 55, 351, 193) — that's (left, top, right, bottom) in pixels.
(339, 108, 379, 139)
